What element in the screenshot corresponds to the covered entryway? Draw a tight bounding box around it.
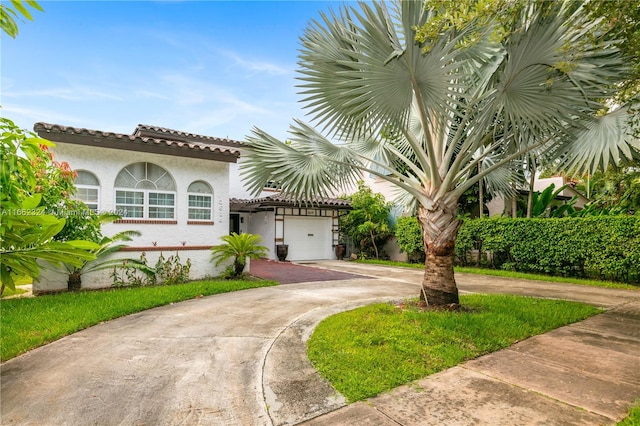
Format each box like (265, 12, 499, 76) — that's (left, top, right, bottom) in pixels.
(284, 216, 332, 261)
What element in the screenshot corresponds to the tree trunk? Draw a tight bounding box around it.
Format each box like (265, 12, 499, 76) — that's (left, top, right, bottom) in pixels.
(417, 202, 462, 306)
(370, 229, 379, 259)
(233, 260, 245, 277)
(526, 163, 536, 218)
(511, 183, 518, 218)
(68, 271, 82, 292)
(478, 163, 484, 219)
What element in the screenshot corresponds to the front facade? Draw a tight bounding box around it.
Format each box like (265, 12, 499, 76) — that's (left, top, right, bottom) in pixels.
(33, 122, 350, 292)
(33, 123, 240, 292)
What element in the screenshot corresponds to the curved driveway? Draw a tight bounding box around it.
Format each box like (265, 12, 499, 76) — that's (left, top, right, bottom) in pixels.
(1, 273, 418, 425)
(2, 261, 639, 425)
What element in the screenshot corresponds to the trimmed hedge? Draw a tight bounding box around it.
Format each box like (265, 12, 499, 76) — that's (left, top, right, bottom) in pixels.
(455, 216, 640, 283)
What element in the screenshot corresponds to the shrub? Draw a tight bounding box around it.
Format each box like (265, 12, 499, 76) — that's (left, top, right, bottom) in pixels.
(111, 253, 190, 287)
(394, 216, 425, 263)
(455, 216, 640, 283)
(340, 182, 393, 259)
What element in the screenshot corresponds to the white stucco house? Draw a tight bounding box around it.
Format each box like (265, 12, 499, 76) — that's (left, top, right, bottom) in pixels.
(33, 122, 350, 293)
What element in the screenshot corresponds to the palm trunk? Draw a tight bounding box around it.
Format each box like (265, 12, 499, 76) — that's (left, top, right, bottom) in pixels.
(68, 271, 82, 292)
(417, 202, 462, 306)
(234, 260, 245, 277)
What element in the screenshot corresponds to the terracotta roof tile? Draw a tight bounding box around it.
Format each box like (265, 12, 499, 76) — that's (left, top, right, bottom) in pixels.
(230, 193, 351, 210)
(134, 124, 244, 148)
(34, 122, 241, 163)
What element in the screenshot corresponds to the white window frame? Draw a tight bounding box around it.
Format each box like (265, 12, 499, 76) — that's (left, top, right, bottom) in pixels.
(187, 180, 214, 221)
(74, 171, 100, 212)
(115, 189, 176, 220)
(188, 193, 213, 221)
(114, 163, 177, 221)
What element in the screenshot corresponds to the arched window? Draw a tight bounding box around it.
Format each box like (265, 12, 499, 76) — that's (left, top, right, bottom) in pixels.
(188, 180, 213, 221)
(74, 170, 100, 211)
(114, 162, 176, 219)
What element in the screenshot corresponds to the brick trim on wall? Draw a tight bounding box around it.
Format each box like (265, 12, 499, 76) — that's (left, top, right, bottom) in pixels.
(115, 219, 178, 225)
(187, 221, 215, 225)
(119, 245, 213, 252)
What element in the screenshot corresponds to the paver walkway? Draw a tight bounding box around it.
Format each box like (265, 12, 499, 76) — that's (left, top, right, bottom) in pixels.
(250, 259, 368, 284)
(1, 261, 639, 425)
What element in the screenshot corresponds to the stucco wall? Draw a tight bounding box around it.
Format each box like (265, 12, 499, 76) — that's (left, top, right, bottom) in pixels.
(248, 210, 276, 260)
(35, 249, 223, 293)
(34, 142, 234, 292)
(51, 143, 230, 248)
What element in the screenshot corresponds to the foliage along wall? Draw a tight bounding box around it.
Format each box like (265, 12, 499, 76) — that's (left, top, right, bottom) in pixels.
(455, 217, 640, 283)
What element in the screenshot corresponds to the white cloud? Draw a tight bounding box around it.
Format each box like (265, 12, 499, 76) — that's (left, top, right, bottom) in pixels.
(2, 105, 85, 130)
(133, 90, 171, 101)
(3, 87, 123, 102)
(216, 48, 292, 76)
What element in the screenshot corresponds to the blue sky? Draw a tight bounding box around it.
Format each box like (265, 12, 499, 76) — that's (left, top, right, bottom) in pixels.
(2, 1, 347, 141)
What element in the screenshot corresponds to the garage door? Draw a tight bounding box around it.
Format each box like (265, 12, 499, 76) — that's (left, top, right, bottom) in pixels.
(284, 217, 332, 261)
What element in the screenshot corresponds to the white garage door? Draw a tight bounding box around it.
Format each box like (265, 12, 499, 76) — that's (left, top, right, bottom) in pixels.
(284, 217, 332, 261)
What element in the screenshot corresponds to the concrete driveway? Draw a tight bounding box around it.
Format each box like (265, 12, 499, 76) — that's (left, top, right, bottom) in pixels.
(1, 275, 418, 425)
(2, 261, 639, 425)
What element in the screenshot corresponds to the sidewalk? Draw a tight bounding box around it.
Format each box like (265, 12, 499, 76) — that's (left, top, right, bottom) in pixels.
(264, 262, 640, 425)
(299, 299, 640, 425)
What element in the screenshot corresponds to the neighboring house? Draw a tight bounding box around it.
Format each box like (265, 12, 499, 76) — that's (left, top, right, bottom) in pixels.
(486, 176, 590, 217)
(32, 122, 350, 292)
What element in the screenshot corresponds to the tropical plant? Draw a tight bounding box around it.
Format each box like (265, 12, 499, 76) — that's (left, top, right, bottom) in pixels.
(64, 230, 151, 291)
(0, 118, 98, 294)
(210, 233, 269, 278)
(340, 182, 392, 259)
(0, 0, 42, 38)
(241, 1, 639, 306)
(516, 184, 577, 218)
(584, 0, 640, 103)
(154, 253, 191, 285)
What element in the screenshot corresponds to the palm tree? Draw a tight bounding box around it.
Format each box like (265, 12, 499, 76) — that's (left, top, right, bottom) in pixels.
(241, 1, 638, 306)
(210, 233, 269, 277)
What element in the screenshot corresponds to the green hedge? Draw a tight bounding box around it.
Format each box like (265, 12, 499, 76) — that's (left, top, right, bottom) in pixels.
(455, 216, 640, 283)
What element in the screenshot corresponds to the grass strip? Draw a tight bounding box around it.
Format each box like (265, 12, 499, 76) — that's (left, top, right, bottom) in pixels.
(0, 279, 277, 362)
(354, 259, 638, 290)
(1, 287, 27, 299)
(618, 400, 640, 425)
(307, 294, 601, 402)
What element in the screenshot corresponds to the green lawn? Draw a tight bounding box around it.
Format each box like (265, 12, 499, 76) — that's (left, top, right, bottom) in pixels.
(307, 294, 602, 402)
(355, 259, 639, 290)
(0, 279, 277, 361)
(618, 401, 640, 426)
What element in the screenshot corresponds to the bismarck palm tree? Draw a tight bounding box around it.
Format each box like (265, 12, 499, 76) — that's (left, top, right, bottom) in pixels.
(241, 1, 639, 306)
